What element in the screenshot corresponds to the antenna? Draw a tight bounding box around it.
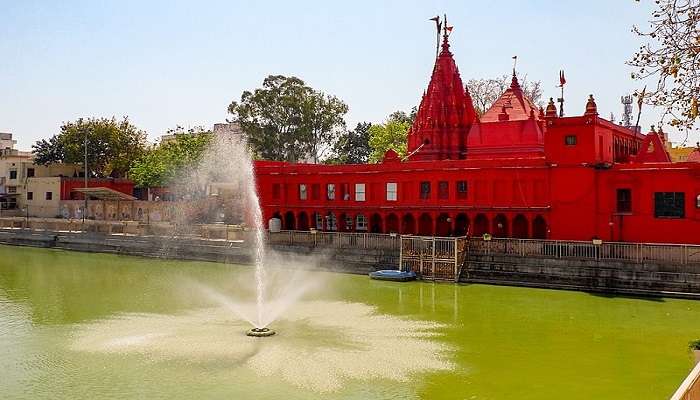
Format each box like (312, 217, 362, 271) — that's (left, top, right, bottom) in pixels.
(621, 95, 633, 128)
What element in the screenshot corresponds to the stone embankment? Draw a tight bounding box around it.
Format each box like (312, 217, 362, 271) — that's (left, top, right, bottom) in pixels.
(2, 228, 700, 299)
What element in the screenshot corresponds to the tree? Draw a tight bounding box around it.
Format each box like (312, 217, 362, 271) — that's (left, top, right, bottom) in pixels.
(303, 91, 349, 163)
(325, 122, 372, 164)
(368, 113, 412, 163)
(629, 0, 700, 131)
(32, 117, 147, 178)
(129, 127, 213, 188)
(467, 74, 543, 116)
(227, 75, 348, 163)
(388, 107, 417, 125)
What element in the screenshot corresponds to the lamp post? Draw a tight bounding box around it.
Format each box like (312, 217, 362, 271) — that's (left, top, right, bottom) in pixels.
(83, 127, 88, 224)
(22, 205, 28, 229)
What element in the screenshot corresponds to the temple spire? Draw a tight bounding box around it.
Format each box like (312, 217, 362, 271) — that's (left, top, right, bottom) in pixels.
(407, 17, 476, 161)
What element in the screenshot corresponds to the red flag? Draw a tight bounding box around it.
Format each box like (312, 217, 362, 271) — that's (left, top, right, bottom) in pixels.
(446, 26, 453, 33)
(559, 70, 566, 86)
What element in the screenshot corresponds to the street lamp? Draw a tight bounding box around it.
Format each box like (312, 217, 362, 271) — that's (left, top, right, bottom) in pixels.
(22, 205, 28, 228)
(83, 127, 88, 224)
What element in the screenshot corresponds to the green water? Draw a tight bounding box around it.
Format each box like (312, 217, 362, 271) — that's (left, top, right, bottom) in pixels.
(1, 245, 698, 399)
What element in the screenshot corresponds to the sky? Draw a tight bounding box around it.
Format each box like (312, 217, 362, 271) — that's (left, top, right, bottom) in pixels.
(1, 0, 693, 150)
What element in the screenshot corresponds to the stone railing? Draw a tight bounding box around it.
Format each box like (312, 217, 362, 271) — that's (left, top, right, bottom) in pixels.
(670, 361, 700, 400)
(468, 237, 700, 266)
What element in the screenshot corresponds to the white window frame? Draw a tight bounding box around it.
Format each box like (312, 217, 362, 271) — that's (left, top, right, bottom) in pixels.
(356, 214, 367, 231)
(327, 183, 335, 200)
(355, 183, 366, 202)
(386, 182, 397, 201)
(299, 184, 307, 200)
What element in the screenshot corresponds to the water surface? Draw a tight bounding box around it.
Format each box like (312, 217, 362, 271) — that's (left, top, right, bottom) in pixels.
(1, 245, 698, 399)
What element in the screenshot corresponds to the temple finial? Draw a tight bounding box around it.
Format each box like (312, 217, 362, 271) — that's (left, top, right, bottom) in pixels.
(440, 14, 453, 51)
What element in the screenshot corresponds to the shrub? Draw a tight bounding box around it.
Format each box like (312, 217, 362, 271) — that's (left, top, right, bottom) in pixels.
(689, 340, 700, 351)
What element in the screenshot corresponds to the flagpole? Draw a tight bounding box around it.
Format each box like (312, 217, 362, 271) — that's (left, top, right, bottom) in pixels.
(634, 85, 646, 134)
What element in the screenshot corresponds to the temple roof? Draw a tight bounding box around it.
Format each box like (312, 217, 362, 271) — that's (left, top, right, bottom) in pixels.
(408, 32, 477, 141)
(630, 131, 673, 163)
(480, 73, 540, 122)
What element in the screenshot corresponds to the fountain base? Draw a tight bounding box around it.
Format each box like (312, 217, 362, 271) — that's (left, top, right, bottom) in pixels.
(246, 327, 275, 337)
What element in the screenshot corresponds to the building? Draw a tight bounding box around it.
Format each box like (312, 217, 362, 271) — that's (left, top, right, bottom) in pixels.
(667, 142, 698, 162)
(254, 26, 700, 245)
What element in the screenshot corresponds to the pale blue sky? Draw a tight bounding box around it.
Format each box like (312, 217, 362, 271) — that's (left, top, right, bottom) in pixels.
(1, 0, 691, 150)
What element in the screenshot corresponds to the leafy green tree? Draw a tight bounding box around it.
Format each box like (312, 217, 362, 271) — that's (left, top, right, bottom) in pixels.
(129, 127, 213, 188)
(227, 75, 348, 162)
(303, 91, 349, 163)
(388, 107, 417, 125)
(368, 116, 411, 163)
(32, 117, 147, 178)
(326, 122, 372, 164)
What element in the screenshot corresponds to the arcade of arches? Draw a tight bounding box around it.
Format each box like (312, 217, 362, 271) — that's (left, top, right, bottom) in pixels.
(270, 210, 548, 239)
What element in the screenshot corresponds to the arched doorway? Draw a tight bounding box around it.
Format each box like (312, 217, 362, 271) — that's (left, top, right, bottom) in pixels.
(284, 211, 296, 230)
(473, 214, 489, 236)
(533, 215, 547, 239)
(297, 212, 309, 231)
(385, 213, 399, 234)
(326, 212, 337, 231)
(370, 213, 383, 233)
(436, 213, 451, 236)
(512, 214, 528, 238)
(418, 213, 433, 236)
(402, 214, 416, 235)
(454, 213, 469, 236)
(270, 211, 283, 222)
(493, 214, 508, 237)
(338, 213, 349, 232)
(312, 212, 323, 230)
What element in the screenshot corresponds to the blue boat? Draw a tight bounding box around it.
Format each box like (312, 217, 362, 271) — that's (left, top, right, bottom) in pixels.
(369, 269, 417, 282)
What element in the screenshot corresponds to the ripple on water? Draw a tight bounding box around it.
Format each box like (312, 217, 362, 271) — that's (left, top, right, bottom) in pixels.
(70, 300, 454, 392)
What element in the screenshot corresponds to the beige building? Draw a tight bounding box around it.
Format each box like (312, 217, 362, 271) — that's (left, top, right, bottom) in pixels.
(23, 177, 63, 217)
(0, 132, 82, 215)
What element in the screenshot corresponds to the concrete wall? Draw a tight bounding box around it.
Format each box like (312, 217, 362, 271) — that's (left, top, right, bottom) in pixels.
(462, 253, 700, 297)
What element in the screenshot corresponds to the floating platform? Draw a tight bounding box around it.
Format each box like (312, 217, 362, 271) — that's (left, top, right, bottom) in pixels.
(369, 270, 417, 282)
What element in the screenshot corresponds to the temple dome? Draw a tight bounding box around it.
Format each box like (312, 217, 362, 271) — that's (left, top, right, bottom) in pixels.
(480, 73, 540, 123)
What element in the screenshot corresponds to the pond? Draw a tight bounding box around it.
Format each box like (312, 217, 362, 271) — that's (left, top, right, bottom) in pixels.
(0, 245, 697, 399)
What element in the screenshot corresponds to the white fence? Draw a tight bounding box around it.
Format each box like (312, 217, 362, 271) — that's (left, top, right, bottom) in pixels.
(468, 237, 700, 266)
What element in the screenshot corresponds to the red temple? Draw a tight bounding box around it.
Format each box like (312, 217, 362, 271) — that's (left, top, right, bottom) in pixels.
(254, 25, 700, 245)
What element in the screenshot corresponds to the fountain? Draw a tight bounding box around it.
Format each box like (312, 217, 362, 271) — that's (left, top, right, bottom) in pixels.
(171, 130, 282, 335)
(246, 327, 275, 337)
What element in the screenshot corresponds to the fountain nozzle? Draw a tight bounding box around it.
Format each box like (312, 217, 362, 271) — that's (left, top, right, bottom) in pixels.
(246, 327, 275, 337)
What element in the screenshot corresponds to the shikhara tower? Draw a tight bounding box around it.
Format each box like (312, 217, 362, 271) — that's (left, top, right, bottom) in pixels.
(407, 25, 476, 161)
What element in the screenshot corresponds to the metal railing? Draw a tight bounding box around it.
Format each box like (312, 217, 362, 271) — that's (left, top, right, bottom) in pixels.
(267, 230, 400, 250)
(468, 237, 700, 266)
(670, 361, 700, 400)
